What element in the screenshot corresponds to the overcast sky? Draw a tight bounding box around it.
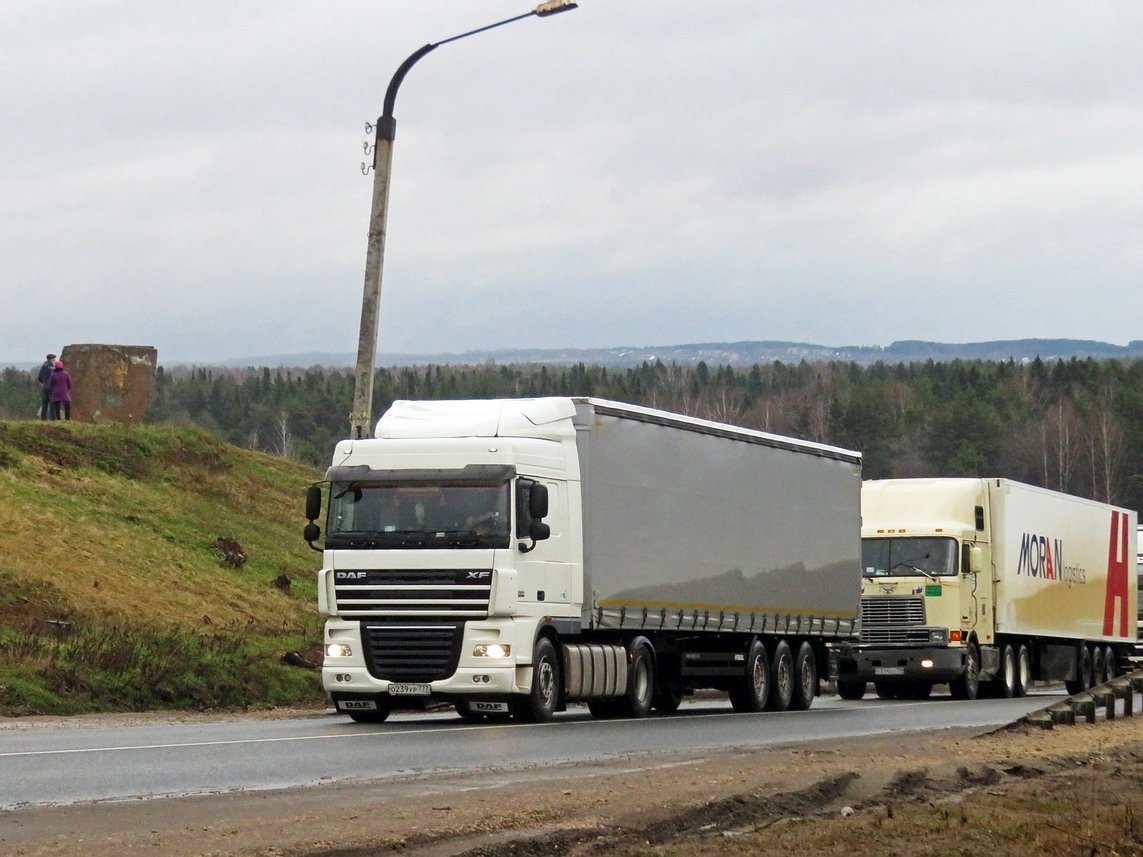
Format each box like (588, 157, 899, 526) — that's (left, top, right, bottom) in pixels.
(3, 2, 1142, 365)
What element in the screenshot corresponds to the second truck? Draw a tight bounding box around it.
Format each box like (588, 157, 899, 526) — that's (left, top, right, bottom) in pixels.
(304, 396, 863, 722)
(836, 477, 1138, 700)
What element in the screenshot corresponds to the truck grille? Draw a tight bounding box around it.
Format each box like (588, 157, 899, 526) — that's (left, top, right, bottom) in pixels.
(361, 623, 462, 682)
(861, 595, 925, 627)
(334, 568, 492, 618)
(860, 627, 934, 645)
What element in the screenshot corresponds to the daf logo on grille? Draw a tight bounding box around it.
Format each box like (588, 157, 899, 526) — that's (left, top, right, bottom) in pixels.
(466, 571, 492, 580)
(336, 571, 368, 580)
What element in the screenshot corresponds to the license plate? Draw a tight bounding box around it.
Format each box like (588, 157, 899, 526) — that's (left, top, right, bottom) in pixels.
(874, 667, 905, 676)
(388, 683, 431, 696)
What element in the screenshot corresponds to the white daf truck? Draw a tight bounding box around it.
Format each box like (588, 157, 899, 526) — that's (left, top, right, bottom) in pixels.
(835, 478, 1138, 700)
(304, 397, 862, 722)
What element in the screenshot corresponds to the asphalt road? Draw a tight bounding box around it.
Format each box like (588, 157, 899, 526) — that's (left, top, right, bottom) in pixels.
(0, 689, 1063, 811)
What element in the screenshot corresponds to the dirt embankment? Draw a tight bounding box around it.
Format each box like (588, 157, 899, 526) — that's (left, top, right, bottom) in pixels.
(3, 710, 1142, 857)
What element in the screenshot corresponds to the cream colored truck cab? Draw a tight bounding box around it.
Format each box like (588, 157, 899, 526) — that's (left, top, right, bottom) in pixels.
(837, 478, 1137, 701)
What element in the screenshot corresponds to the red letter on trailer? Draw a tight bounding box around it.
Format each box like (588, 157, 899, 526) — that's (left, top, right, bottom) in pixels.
(1103, 511, 1130, 637)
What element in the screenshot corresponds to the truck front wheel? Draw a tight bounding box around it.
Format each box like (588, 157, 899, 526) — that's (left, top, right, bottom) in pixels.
(836, 678, 866, 700)
(513, 637, 560, 723)
(950, 642, 981, 700)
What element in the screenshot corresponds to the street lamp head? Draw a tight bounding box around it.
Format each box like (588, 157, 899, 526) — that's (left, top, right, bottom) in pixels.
(534, 0, 578, 16)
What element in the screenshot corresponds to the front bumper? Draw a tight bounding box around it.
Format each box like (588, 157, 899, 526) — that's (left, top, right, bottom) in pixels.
(320, 617, 536, 707)
(838, 646, 967, 684)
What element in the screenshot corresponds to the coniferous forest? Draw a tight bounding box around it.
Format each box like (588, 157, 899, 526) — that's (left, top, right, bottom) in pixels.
(4, 357, 1143, 513)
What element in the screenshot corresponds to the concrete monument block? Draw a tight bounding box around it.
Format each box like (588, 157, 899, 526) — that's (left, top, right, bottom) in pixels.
(58, 344, 158, 424)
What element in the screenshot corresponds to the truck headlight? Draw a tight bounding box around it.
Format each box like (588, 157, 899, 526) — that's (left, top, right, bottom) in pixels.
(929, 628, 949, 644)
(473, 643, 511, 658)
(325, 643, 353, 658)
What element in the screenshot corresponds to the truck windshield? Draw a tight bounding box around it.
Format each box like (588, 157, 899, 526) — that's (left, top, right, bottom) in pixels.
(326, 482, 510, 549)
(862, 537, 958, 578)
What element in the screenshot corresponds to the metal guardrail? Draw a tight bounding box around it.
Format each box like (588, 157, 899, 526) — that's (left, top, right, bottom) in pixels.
(1017, 669, 1143, 729)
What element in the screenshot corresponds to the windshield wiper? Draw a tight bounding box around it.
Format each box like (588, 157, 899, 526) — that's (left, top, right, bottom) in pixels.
(892, 561, 935, 580)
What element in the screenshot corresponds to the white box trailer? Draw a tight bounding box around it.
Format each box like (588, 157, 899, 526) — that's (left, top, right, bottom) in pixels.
(305, 397, 862, 722)
(836, 478, 1137, 701)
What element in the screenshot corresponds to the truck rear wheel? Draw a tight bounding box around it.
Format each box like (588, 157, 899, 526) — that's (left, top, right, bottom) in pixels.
(790, 642, 817, 711)
(836, 678, 866, 700)
(950, 642, 980, 700)
(512, 637, 560, 723)
(617, 639, 654, 719)
(1090, 646, 1106, 688)
(1103, 645, 1118, 680)
(1014, 644, 1031, 698)
(998, 644, 1017, 698)
(766, 640, 795, 712)
(729, 639, 770, 712)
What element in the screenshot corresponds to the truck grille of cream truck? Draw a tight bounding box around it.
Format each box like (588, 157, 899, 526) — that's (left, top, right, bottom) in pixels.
(859, 595, 930, 645)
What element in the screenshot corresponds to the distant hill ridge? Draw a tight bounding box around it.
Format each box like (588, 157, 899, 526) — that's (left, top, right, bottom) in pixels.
(210, 338, 1143, 369)
(8, 339, 1143, 371)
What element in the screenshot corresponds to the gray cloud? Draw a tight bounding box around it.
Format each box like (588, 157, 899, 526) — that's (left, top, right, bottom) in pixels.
(3, 1, 1141, 363)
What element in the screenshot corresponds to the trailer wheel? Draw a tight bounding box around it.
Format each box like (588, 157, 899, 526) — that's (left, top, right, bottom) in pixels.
(1065, 644, 1091, 695)
(950, 642, 980, 700)
(729, 639, 770, 712)
(998, 644, 1017, 698)
(836, 678, 867, 700)
(766, 640, 795, 712)
(1014, 644, 1031, 698)
(512, 637, 560, 723)
(1103, 645, 1118, 680)
(790, 642, 817, 711)
(617, 639, 654, 719)
(1090, 646, 1106, 688)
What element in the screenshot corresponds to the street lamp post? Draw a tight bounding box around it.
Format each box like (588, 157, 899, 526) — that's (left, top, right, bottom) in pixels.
(348, 0, 578, 438)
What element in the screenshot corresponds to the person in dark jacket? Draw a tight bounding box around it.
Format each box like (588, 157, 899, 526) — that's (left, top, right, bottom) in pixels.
(47, 360, 72, 421)
(36, 353, 56, 420)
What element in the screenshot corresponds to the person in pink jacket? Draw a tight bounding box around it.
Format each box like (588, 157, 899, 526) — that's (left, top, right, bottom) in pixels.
(47, 360, 72, 421)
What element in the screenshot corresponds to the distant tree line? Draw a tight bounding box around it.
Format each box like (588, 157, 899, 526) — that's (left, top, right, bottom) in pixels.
(3, 357, 1143, 512)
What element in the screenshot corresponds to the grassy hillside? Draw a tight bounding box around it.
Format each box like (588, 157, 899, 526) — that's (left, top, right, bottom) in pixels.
(0, 421, 326, 715)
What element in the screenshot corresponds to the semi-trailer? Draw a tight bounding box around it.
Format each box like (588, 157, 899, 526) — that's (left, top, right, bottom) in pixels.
(836, 478, 1138, 700)
(304, 397, 863, 722)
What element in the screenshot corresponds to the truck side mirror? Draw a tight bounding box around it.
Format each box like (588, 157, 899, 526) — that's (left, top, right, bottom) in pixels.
(529, 483, 549, 519)
(965, 544, 983, 575)
(305, 484, 323, 521)
(304, 485, 323, 552)
(517, 480, 551, 553)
